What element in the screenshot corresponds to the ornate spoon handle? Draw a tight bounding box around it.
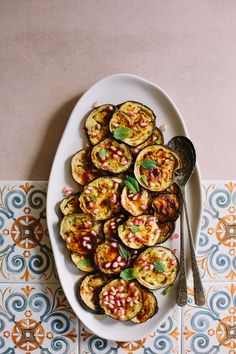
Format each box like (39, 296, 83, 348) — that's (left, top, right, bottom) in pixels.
(182, 188, 205, 306)
(176, 202, 188, 307)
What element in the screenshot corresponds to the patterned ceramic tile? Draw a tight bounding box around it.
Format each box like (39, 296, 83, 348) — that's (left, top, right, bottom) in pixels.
(0, 182, 58, 282)
(0, 283, 79, 354)
(197, 181, 236, 281)
(79, 308, 181, 354)
(182, 283, 236, 354)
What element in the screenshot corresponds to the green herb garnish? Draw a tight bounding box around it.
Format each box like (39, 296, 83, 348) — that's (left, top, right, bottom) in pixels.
(118, 244, 129, 260)
(120, 268, 139, 281)
(161, 284, 174, 295)
(89, 194, 97, 200)
(140, 175, 148, 186)
(154, 261, 166, 272)
(129, 225, 140, 233)
(77, 258, 89, 269)
(124, 176, 140, 194)
(99, 149, 107, 158)
(140, 159, 156, 169)
(113, 126, 133, 141)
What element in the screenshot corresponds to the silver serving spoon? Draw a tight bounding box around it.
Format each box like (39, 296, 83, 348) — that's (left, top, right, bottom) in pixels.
(168, 136, 205, 307)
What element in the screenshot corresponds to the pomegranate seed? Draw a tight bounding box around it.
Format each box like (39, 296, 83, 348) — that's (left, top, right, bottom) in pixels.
(134, 148, 138, 153)
(148, 181, 155, 187)
(111, 286, 116, 292)
(144, 266, 150, 270)
(149, 264, 154, 270)
(134, 291, 138, 296)
(88, 202, 94, 209)
(127, 221, 134, 226)
(111, 242, 118, 248)
(104, 296, 109, 301)
(121, 298, 125, 304)
(132, 194, 139, 201)
(141, 204, 147, 210)
(133, 299, 139, 304)
(109, 304, 114, 309)
(119, 308, 125, 315)
(93, 208, 99, 213)
(118, 285, 124, 291)
(90, 132, 97, 137)
(129, 111, 135, 116)
(86, 244, 92, 250)
(111, 146, 117, 151)
(85, 196, 90, 202)
(114, 183, 119, 190)
(112, 153, 119, 159)
(113, 308, 118, 314)
(155, 229, 160, 236)
(121, 160, 128, 166)
(120, 279, 125, 285)
(117, 150, 122, 156)
(116, 300, 121, 307)
(101, 189, 107, 194)
(84, 189, 90, 194)
(100, 156, 106, 162)
(102, 163, 108, 169)
(117, 256, 122, 262)
(110, 300, 115, 305)
(105, 263, 111, 268)
(134, 219, 139, 225)
(129, 301, 134, 307)
(108, 105, 114, 110)
(91, 230, 97, 236)
(112, 262, 119, 268)
(142, 261, 148, 266)
(66, 237, 72, 244)
(83, 236, 90, 241)
(87, 187, 92, 190)
(119, 293, 125, 298)
(140, 256, 146, 261)
(129, 282, 135, 288)
(119, 261, 126, 267)
(153, 136, 157, 141)
(140, 122, 147, 127)
(120, 315, 126, 320)
(111, 225, 116, 230)
(126, 297, 131, 302)
(113, 122, 119, 128)
(109, 295, 114, 300)
(103, 301, 109, 305)
(84, 221, 92, 228)
(82, 241, 87, 247)
(103, 291, 108, 296)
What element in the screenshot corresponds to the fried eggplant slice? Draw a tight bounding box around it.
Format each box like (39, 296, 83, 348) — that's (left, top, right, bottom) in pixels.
(99, 279, 143, 321)
(109, 101, 155, 146)
(91, 138, 132, 173)
(60, 213, 102, 254)
(153, 193, 180, 222)
(134, 145, 180, 192)
(71, 149, 100, 185)
(77, 274, 110, 313)
(85, 104, 116, 145)
(118, 215, 161, 249)
(131, 289, 158, 323)
(60, 194, 81, 215)
(79, 177, 123, 220)
(131, 128, 164, 155)
(156, 221, 175, 244)
(121, 186, 151, 216)
(103, 215, 126, 240)
(133, 246, 179, 290)
(71, 252, 95, 272)
(94, 241, 130, 275)
(160, 182, 180, 194)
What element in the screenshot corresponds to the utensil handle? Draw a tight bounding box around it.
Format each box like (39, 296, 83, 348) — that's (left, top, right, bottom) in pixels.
(176, 203, 188, 307)
(181, 188, 206, 306)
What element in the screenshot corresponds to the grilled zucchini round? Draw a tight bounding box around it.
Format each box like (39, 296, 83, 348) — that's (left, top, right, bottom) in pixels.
(91, 138, 132, 173)
(121, 186, 151, 216)
(133, 246, 179, 290)
(131, 128, 164, 155)
(109, 101, 155, 146)
(134, 145, 180, 192)
(60, 213, 102, 254)
(79, 177, 123, 220)
(71, 252, 95, 272)
(85, 104, 116, 145)
(94, 241, 130, 275)
(103, 215, 126, 240)
(131, 289, 158, 324)
(60, 194, 81, 215)
(71, 149, 100, 185)
(77, 274, 110, 313)
(153, 193, 180, 222)
(118, 215, 160, 249)
(99, 278, 143, 321)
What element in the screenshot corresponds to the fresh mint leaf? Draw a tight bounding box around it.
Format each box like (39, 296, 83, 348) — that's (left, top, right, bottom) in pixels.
(161, 284, 174, 295)
(77, 258, 89, 269)
(154, 261, 166, 272)
(118, 244, 129, 260)
(140, 159, 156, 169)
(124, 176, 140, 194)
(140, 175, 148, 186)
(99, 149, 107, 158)
(113, 126, 133, 141)
(129, 225, 140, 233)
(120, 268, 139, 281)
